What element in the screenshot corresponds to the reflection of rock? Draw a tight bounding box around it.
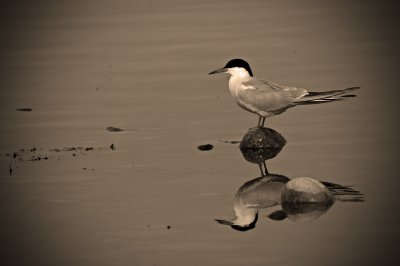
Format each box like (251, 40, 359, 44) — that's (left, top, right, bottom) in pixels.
(282, 202, 334, 222)
(240, 127, 286, 163)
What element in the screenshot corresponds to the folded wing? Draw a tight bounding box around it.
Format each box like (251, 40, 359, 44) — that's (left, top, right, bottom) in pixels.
(238, 78, 308, 112)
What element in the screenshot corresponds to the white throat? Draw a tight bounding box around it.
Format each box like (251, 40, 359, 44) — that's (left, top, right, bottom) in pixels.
(227, 67, 251, 98)
(227, 67, 251, 79)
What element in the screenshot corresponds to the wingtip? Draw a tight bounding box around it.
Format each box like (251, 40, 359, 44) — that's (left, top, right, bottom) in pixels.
(347, 86, 361, 91)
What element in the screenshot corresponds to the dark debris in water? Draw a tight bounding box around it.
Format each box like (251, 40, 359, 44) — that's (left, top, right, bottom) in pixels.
(197, 144, 214, 151)
(6, 144, 116, 175)
(107, 126, 124, 132)
(16, 108, 32, 112)
(219, 140, 241, 144)
(146, 224, 172, 230)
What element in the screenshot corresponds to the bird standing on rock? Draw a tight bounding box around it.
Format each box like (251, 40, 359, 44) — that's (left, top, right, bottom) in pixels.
(209, 59, 360, 127)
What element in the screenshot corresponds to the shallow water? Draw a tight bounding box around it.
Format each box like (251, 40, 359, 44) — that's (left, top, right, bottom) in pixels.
(0, 1, 399, 265)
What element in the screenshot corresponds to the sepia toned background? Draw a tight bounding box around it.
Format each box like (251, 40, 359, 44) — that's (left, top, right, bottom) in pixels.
(0, 0, 399, 265)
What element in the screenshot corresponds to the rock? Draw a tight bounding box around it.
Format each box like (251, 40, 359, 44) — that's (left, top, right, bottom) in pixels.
(240, 127, 286, 163)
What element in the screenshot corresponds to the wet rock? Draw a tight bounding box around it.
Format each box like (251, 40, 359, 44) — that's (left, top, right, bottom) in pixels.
(240, 127, 286, 149)
(240, 127, 286, 163)
(197, 144, 214, 151)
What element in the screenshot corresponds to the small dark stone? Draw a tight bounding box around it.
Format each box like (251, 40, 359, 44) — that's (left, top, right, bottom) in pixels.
(16, 108, 32, 112)
(30, 147, 37, 152)
(197, 144, 214, 151)
(166, 225, 171, 229)
(85, 147, 94, 151)
(110, 143, 115, 150)
(13, 152, 18, 159)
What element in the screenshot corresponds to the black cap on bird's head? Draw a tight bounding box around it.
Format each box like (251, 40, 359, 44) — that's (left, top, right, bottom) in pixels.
(209, 58, 253, 77)
(214, 213, 258, 232)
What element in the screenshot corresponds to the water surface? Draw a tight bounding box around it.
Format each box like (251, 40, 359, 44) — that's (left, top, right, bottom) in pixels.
(0, 1, 399, 265)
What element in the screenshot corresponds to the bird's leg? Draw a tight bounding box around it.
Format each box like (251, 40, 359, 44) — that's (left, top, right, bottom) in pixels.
(258, 161, 269, 176)
(257, 116, 262, 128)
(263, 161, 268, 175)
(258, 163, 265, 176)
(261, 117, 266, 128)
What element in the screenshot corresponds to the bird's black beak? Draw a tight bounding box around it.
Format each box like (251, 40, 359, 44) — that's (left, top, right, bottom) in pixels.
(209, 68, 227, 75)
(214, 219, 234, 225)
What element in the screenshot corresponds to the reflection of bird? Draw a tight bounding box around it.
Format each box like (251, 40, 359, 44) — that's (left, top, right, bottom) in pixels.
(215, 174, 289, 231)
(215, 172, 364, 231)
(209, 59, 360, 127)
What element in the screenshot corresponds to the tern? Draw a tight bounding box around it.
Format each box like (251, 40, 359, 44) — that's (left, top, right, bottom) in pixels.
(209, 59, 360, 127)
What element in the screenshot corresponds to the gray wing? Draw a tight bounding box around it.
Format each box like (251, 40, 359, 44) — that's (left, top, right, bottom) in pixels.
(238, 78, 308, 112)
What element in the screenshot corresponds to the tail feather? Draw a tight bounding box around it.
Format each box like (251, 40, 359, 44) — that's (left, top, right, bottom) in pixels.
(295, 87, 360, 105)
(321, 181, 365, 202)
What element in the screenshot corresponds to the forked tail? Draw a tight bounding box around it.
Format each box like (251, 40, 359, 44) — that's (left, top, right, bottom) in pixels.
(295, 87, 360, 105)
